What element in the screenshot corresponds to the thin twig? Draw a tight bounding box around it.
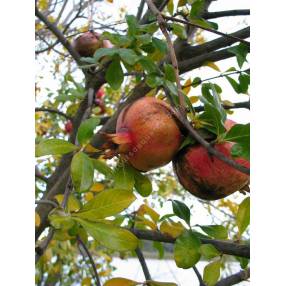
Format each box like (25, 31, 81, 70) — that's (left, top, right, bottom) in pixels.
(215, 268, 250, 286)
(35, 107, 72, 120)
(163, 15, 250, 46)
(193, 266, 206, 286)
(136, 0, 145, 21)
(35, 199, 59, 209)
(77, 235, 101, 286)
(135, 247, 152, 281)
(204, 9, 250, 20)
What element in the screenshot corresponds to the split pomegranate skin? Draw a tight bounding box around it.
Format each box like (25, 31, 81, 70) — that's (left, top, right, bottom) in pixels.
(105, 97, 183, 172)
(72, 31, 112, 57)
(173, 120, 250, 200)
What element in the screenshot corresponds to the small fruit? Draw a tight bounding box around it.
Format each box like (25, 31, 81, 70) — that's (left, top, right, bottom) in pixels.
(95, 98, 106, 115)
(64, 120, 73, 134)
(72, 31, 112, 57)
(173, 120, 250, 200)
(103, 97, 183, 172)
(96, 88, 105, 99)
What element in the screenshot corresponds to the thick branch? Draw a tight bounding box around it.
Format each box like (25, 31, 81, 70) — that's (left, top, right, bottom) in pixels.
(129, 229, 250, 258)
(215, 268, 250, 286)
(35, 6, 81, 64)
(135, 247, 152, 281)
(204, 10, 250, 20)
(35, 107, 72, 120)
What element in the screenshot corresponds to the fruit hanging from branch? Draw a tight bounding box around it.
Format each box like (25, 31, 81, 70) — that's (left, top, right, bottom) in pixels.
(64, 120, 73, 134)
(102, 97, 183, 172)
(173, 120, 250, 200)
(72, 31, 112, 57)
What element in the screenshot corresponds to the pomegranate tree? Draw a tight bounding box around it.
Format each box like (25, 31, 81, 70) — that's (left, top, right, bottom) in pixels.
(173, 120, 250, 200)
(103, 97, 183, 172)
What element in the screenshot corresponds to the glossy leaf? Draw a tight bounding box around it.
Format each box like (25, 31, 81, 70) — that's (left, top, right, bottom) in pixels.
(73, 188, 136, 220)
(133, 171, 152, 197)
(106, 59, 124, 90)
(171, 200, 190, 225)
(71, 152, 94, 192)
(199, 225, 228, 239)
(200, 244, 220, 259)
(75, 218, 139, 251)
(164, 64, 176, 82)
(228, 43, 249, 68)
(54, 194, 81, 212)
(236, 197, 250, 235)
(93, 47, 118, 62)
(92, 159, 113, 178)
(174, 230, 201, 268)
(36, 139, 77, 157)
(113, 163, 135, 190)
(119, 49, 140, 65)
(77, 117, 100, 145)
(160, 220, 185, 238)
(203, 260, 221, 286)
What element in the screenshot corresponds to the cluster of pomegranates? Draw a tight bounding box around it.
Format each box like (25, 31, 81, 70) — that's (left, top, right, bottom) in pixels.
(71, 30, 249, 201)
(102, 97, 249, 201)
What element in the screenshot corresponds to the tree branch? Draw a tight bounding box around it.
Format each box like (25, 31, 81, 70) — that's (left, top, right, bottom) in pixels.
(135, 247, 152, 281)
(203, 9, 250, 20)
(77, 236, 102, 286)
(129, 229, 250, 258)
(136, 0, 146, 21)
(163, 16, 250, 46)
(35, 6, 82, 64)
(35, 107, 72, 120)
(35, 199, 58, 208)
(193, 266, 206, 286)
(215, 268, 250, 286)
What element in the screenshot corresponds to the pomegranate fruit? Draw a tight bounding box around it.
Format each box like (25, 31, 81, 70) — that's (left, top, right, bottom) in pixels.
(103, 97, 183, 172)
(95, 98, 106, 115)
(173, 120, 250, 200)
(72, 31, 112, 57)
(64, 120, 73, 134)
(96, 88, 105, 99)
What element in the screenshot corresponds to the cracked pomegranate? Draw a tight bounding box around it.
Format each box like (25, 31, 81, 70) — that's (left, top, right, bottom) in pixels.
(72, 31, 112, 57)
(103, 97, 183, 172)
(173, 120, 250, 200)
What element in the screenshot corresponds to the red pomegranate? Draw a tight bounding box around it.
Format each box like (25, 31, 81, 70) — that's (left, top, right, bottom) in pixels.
(103, 97, 183, 172)
(64, 120, 73, 134)
(95, 98, 106, 115)
(72, 31, 112, 57)
(173, 120, 250, 200)
(96, 88, 105, 99)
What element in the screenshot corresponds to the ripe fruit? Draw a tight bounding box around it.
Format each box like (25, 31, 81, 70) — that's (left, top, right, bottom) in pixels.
(173, 120, 250, 200)
(96, 88, 105, 99)
(103, 97, 183, 172)
(64, 120, 73, 134)
(72, 31, 112, 57)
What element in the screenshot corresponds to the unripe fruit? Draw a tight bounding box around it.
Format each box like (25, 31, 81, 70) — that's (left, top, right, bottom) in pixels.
(103, 97, 183, 172)
(72, 31, 112, 57)
(64, 120, 73, 134)
(173, 120, 250, 200)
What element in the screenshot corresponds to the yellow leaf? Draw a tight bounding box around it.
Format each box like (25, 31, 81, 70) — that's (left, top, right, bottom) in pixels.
(222, 100, 234, 107)
(190, 96, 199, 104)
(35, 212, 41, 227)
(85, 144, 101, 153)
(203, 61, 221, 72)
(38, 0, 48, 10)
(182, 78, 192, 95)
(82, 277, 91, 286)
(90, 182, 105, 193)
(106, 0, 113, 3)
(99, 269, 112, 276)
(84, 192, 94, 202)
(226, 109, 234, 115)
(137, 204, 160, 222)
(78, 25, 89, 33)
(135, 216, 157, 230)
(146, 89, 157, 97)
(54, 194, 81, 212)
(104, 278, 140, 286)
(160, 220, 185, 238)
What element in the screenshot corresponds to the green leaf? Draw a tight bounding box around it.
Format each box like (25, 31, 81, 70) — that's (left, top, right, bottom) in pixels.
(228, 43, 249, 68)
(113, 163, 135, 191)
(118, 49, 140, 65)
(171, 200, 190, 226)
(106, 59, 124, 90)
(239, 73, 250, 93)
(135, 34, 152, 45)
(203, 260, 221, 286)
(133, 170, 152, 197)
(71, 152, 94, 192)
(126, 15, 139, 36)
(148, 282, 177, 286)
(92, 159, 113, 178)
(170, 23, 187, 40)
(190, 0, 205, 18)
(179, 136, 196, 150)
(35, 139, 77, 157)
(77, 117, 100, 145)
(167, 0, 174, 15)
(174, 230, 201, 269)
(139, 57, 159, 74)
(102, 32, 132, 47)
(152, 37, 168, 54)
(73, 188, 136, 221)
(231, 143, 250, 160)
(48, 208, 74, 230)
(225, 75, 241, 93)
(200, 244, 220, 259)
(165, 80, 178, 96)
(93, 47, 119, 62)
(146, 74, 164, 88)
(139, 22, 159, 34)
(224, 123, 250, 160)
(75, 218, 138, 251)
(236, 197, 250, 236)
(199, 225, 228, 239)
(164, 64, 176, 82)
